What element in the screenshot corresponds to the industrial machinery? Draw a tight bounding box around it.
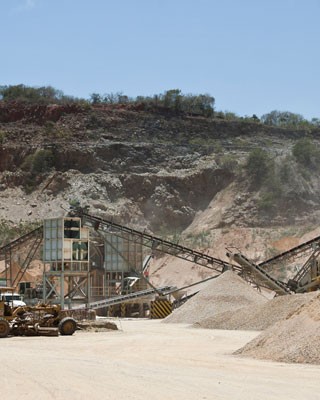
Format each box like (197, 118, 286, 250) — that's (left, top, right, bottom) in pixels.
(227, 251, 291, 295)
(3, 203, 320, 318)
(227, 236, 320, 296)
(0, 287, 77, 338)
(68, 206, 320, 300)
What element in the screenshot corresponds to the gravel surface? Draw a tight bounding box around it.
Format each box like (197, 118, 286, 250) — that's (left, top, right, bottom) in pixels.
(164, 270, 267, 324)
(235, 293, 320, 364)
(3, 320, 320, 400)
(194, 291, 318, 330)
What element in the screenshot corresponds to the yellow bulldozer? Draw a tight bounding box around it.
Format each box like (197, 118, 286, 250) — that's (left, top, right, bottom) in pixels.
(0, 287, 77, 338)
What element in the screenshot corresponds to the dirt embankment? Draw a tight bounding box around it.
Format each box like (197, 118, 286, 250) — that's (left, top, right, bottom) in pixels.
(1, 101, 320, 233)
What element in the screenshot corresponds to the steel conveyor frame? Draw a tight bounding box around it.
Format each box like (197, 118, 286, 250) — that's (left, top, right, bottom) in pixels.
(77, 211, 240, 274)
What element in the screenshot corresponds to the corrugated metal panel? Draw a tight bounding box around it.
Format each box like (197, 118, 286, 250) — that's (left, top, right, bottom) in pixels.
(104, 233, 143, 272)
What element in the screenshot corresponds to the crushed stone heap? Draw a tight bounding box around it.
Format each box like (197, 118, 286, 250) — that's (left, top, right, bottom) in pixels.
(235, 294, 320, 364)
(194, 291, 317, 331)
(164, 270, 267, 324)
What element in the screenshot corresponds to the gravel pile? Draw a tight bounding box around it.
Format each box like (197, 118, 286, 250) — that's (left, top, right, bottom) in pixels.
(164, 270, 267, 324)
(235, 293, 320, 364)
(194, 291, 317, 330)
(77, 320, 118, 332)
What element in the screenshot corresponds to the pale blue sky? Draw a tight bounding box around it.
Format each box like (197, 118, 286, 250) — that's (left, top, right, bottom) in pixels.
(1, 0, 319, 119)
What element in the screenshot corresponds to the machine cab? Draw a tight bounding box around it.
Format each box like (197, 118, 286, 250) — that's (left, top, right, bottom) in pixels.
(0, 287, 26, 316)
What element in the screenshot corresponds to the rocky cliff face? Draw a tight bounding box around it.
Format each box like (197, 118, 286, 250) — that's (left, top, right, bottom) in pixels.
(1, 101, 320, 241)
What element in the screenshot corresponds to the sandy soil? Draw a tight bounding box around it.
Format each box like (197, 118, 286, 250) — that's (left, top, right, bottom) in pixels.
(2, 319, 320, 400)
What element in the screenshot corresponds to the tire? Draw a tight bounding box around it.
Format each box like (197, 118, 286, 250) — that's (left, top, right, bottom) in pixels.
(58, 317, 77, 336)
(0, 318, 10, 338)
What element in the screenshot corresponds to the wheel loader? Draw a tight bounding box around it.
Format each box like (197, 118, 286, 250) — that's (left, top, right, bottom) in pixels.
(0, 287, 77, 338)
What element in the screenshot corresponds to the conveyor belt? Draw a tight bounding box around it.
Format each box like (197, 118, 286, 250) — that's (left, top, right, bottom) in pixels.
(11, 229, 43, 287)
(73, 286, 173, 310)
(78, 211, 239, 273)
(256, 233, 320, 292)
(0, 226, 43, 287)
(0, 226, 43, 254)
(258, 234, 320, 268)
(228, 252, 291, 295)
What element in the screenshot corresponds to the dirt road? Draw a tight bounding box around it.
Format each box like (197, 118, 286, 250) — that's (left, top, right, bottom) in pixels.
(1, 319, 319, 400)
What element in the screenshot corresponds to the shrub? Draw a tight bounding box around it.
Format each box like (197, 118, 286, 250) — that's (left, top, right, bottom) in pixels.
(32, 149, 54, 173)
(261, 110, 307, 128)
(245, 149, 271, 185)
(258, 192, 276, 212)
(279, 161, 291, 183)
(0, 84, 84, 104)
(0, 130, 6, 144)
(44, 120, 56, 134)
(90, 89, 215, 117)
(292, 138, 320, 168)
(21, 149, 54, 174)
(218, 154, 238, 171)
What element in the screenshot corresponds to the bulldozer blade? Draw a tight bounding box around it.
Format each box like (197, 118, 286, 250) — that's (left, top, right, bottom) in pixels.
(35, 324, 59, 336)
(37, 330, 59, 337)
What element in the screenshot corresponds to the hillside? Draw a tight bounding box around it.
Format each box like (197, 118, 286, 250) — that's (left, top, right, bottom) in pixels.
(1, 100, 320, 283)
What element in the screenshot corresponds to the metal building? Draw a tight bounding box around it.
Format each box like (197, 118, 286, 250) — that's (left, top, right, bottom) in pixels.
(42, 217, 147, 311)
(43, 217, 90, 308)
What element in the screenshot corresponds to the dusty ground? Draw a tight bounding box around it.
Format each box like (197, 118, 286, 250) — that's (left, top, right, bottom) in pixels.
(2, 319, 320, 400)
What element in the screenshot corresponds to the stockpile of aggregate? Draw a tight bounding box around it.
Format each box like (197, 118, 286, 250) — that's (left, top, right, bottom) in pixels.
(194, 291, 317, 330)
(235, 293, 320, 364)
(164, 270, 267, 324)
(77, 320, 118, 332)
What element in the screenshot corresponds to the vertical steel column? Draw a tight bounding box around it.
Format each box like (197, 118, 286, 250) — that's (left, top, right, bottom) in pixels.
(42, 271, 46, 302)
(60, 272, 65, 309)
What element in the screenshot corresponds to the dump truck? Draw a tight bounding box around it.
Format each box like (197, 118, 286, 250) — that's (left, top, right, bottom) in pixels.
(0, 287, 77, 338)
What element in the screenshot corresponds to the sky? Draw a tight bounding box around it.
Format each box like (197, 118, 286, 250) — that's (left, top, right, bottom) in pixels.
(0, 0, 319, 119)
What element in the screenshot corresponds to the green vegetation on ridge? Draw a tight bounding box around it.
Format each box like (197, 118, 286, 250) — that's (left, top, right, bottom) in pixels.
(1, 84, 320, 128)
